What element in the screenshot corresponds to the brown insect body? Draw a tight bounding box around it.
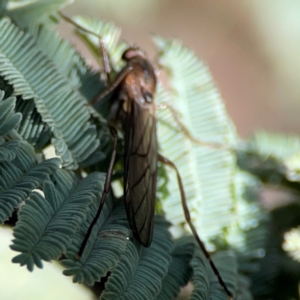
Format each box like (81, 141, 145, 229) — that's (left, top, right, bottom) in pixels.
(108, 48, 158, 247)
(88, 46, 232, 299)
(59, 13, 232, 296)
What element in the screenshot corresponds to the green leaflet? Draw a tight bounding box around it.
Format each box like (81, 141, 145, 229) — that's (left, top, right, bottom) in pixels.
(62, 195, 127, 285)
(32, 24, 106, 104)
(235, 273, 253, 300)
(190, 250, 238, 300)
(63, 14, 128, 117)
(153, 36, 238, 248)
(0, 17, 100, 169)
(5, 0, 69, 29)
(0, 140, 60, 223)
(70, 15, 126, 70)
(156, 236, 194, 300)
(241, 131, 300, 182)
(14, 97, 51, 148)
(62, 197, 180, 300)
(0, 91, 22, 136)
(0, 140, 20, 161)
(152, 37, 270, 299)
(102, 216, 173, 300)
(11, 169, 104, 270)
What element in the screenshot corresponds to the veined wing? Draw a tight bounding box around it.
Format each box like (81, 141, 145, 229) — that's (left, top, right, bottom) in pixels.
(123, 98, 157, 247)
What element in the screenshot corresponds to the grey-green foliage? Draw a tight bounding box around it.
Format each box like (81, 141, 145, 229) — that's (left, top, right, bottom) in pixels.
(0, 16, 102, 170)
(156, 236, 194, 300)
(0, 141, 60, 223)
(0, 90, 61, 223)
(190, 250, 238, 300)
(1, 2, 213, 299)
(152, 37, 268, 288)
(11, 168, 103, 270)
(2, 1, 300, 300)
(14, 97, 52, 149)
(0, 1, 249, 299)
(153, 35, 239, 249)
(240, 131, 300, 182)
(4, 0, 69, 29)
(0, 91, 21, 136)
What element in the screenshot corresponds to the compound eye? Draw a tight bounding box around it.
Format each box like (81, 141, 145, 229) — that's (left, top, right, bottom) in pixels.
(144, 91, 153, 103)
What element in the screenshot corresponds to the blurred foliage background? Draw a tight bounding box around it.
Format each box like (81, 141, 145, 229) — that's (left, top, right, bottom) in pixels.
(61, 0, 300, 137)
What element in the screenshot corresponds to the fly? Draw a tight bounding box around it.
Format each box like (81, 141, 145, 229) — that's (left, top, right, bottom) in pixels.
(84, 47, 232, 299)
(95, 47, 158, 247)
(59, 12, 233, 299)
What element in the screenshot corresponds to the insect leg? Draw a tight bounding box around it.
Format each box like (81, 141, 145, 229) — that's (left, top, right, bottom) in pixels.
(158, 153, 233, 299)
(59, 12, 102, 38)
(99, 39, 111, 85)
(77, 126, 118, 258)
(59, 12, 111, 85)
(157, 102, 233, 151)
(91, 65, 133, 105)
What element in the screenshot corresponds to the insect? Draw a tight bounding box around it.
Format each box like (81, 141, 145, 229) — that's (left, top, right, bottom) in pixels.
(83, 47, 158, 249)
(60, 12, 233, 299)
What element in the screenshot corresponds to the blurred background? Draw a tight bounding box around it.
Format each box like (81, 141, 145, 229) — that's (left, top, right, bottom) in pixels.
(61, 0, 300, 138)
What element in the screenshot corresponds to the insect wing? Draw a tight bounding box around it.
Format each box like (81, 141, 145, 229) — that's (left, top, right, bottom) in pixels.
(123, 98, 157, 247)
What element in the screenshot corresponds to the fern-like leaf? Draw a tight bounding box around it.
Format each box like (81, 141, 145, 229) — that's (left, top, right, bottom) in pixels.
(0, 91, 22, 136)
(62, 197, 128, 285)
(11, 169, 103, 271)
(0, 17, 100, 169)
(5, 0, 70, 29)
(243, 131, 300, 182)
(190, 250, 238, 299)
(0, 140, 60, 223)
(31, 24, 105, 104)
(0, 140, 20, 161)
(70, 15, 125, 70)
(62, 15, 129, 116)
(153, 36, 237, 248)
(156, 236, 194, 300)
(14, 97, 51, 147)
(101, 216, 173, 300)
(63, 198, 176, 299)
